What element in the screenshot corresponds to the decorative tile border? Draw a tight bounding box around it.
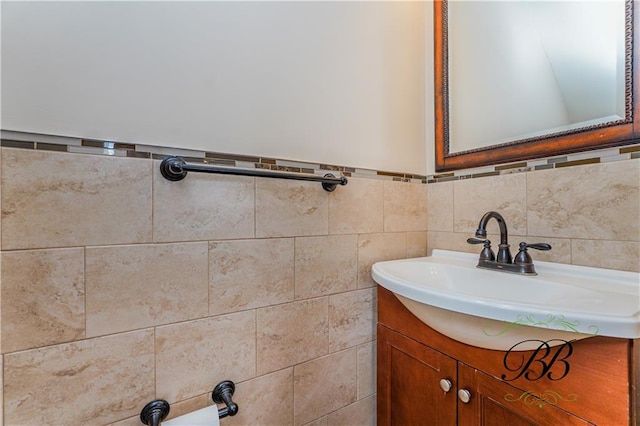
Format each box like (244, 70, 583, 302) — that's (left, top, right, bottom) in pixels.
(0, 130, 427, 184)
(2, 130, 638, 185)
(427, 143, 640, 183)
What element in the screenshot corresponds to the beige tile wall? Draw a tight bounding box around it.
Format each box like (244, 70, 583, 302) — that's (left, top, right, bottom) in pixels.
(427, 159, 640, 272)
(0, 147, 428, 425)
(6, 144, 633, 425)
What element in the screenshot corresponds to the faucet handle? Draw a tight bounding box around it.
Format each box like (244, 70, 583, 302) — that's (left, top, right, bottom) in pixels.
(467, 238, 495, 261)
(515, 242, 552, 265)
(520, 242, 552, 251)
(466, 237, 486, 245)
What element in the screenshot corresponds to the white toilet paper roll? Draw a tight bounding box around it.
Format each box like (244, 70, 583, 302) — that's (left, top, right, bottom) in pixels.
(163, 404, 221, 426)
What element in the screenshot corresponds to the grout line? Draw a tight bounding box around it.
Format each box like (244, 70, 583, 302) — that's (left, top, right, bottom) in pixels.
(254, 308, 258, 379)
(153, 326, 157, 399)
(292, 237, 298, 300)
(253, 178, 257, 239)
(83, 246, 88, 341)
(207, 239, 211, 318)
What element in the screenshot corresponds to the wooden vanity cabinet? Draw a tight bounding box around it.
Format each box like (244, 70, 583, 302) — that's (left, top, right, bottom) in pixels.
(378, 325, 591, 425)
(377, 286, 638, 425)
(377, 324, 457, 425)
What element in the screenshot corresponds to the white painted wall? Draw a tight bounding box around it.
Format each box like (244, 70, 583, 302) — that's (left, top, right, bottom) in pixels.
(1, 1, 427, 175)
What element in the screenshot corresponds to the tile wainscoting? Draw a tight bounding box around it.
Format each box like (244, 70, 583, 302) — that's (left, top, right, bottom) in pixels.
(0, 143, 427, 425)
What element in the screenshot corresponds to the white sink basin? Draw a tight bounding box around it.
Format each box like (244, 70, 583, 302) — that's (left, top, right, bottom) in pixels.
(372, 250, 640, 351)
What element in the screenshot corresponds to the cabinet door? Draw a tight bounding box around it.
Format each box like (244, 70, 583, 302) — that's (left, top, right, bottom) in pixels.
(378, 324, 457, 425)
(457, 363, 593, 426)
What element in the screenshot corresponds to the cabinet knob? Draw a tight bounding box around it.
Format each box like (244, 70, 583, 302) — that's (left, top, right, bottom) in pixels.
(439, 378, 452, 393)
(458, 389, 472, 403)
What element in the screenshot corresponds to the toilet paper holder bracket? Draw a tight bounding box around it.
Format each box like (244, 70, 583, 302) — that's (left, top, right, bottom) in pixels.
(211, 380, 238, 419)
(139, 379, 239, 425)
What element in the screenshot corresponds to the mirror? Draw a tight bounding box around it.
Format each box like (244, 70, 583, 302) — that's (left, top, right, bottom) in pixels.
(435, 0, 638, 172)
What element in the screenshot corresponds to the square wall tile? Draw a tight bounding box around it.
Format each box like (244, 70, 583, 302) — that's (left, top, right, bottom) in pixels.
(295, 235, 358, 299)
(572, 240, 640, 272)
(383, 181, 427, 232)
(524, 236, 571, 264)
(224, 368, 294, 426)
(1, 248, 85, 353)
(4, 330, 154, 425)
(427, 181, 453, 231)
(257, 298, 328, 375)
(407, 231, 428, 258)
(107, 414, 144, 426)
(357, 233, 407, 288)
(153, 163, 255, 242)
(453, 173, 527, 236)
(210, 239, 294, 315)
(328, 177, 383, 234)
(527, 160, 640, 241)
(256, 179, 329, 237)
(304, 417, 328, 426)
(427, 231, 475, 255)
(357, 341, 377, 399)
(156, 311, 257, 402)
(326, 395, 376, 426)
(293, 348, 357, 425)
(329, 288, 376, 352)
(1, 148, 152, 249)
(86, 242, 208, 337)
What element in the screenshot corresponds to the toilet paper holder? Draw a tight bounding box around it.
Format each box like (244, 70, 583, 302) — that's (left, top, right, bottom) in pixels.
(140, 379, 239, 425)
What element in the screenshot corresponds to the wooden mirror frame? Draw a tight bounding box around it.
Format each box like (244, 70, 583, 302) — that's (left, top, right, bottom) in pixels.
(434, 0, 640, 172)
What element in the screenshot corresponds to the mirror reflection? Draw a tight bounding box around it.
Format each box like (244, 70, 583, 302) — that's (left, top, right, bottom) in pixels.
(448, 0, 627, 154)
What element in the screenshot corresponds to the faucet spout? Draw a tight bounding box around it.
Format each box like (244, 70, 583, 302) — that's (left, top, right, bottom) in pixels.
(475, 211, 511, 263)
(468, 211, 551, 275)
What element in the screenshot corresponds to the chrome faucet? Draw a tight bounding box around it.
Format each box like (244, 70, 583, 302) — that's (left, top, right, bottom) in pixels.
(467, 211, 551, 275)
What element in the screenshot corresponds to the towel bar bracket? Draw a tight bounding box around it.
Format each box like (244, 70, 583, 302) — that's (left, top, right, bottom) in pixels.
(159, 157, 188, 181)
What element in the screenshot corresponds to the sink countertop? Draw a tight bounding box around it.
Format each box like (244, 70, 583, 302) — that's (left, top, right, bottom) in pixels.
(372, 250, 640, 344)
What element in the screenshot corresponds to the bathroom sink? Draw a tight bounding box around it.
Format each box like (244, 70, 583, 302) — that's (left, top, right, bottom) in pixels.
(372, 250, 640, 351)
